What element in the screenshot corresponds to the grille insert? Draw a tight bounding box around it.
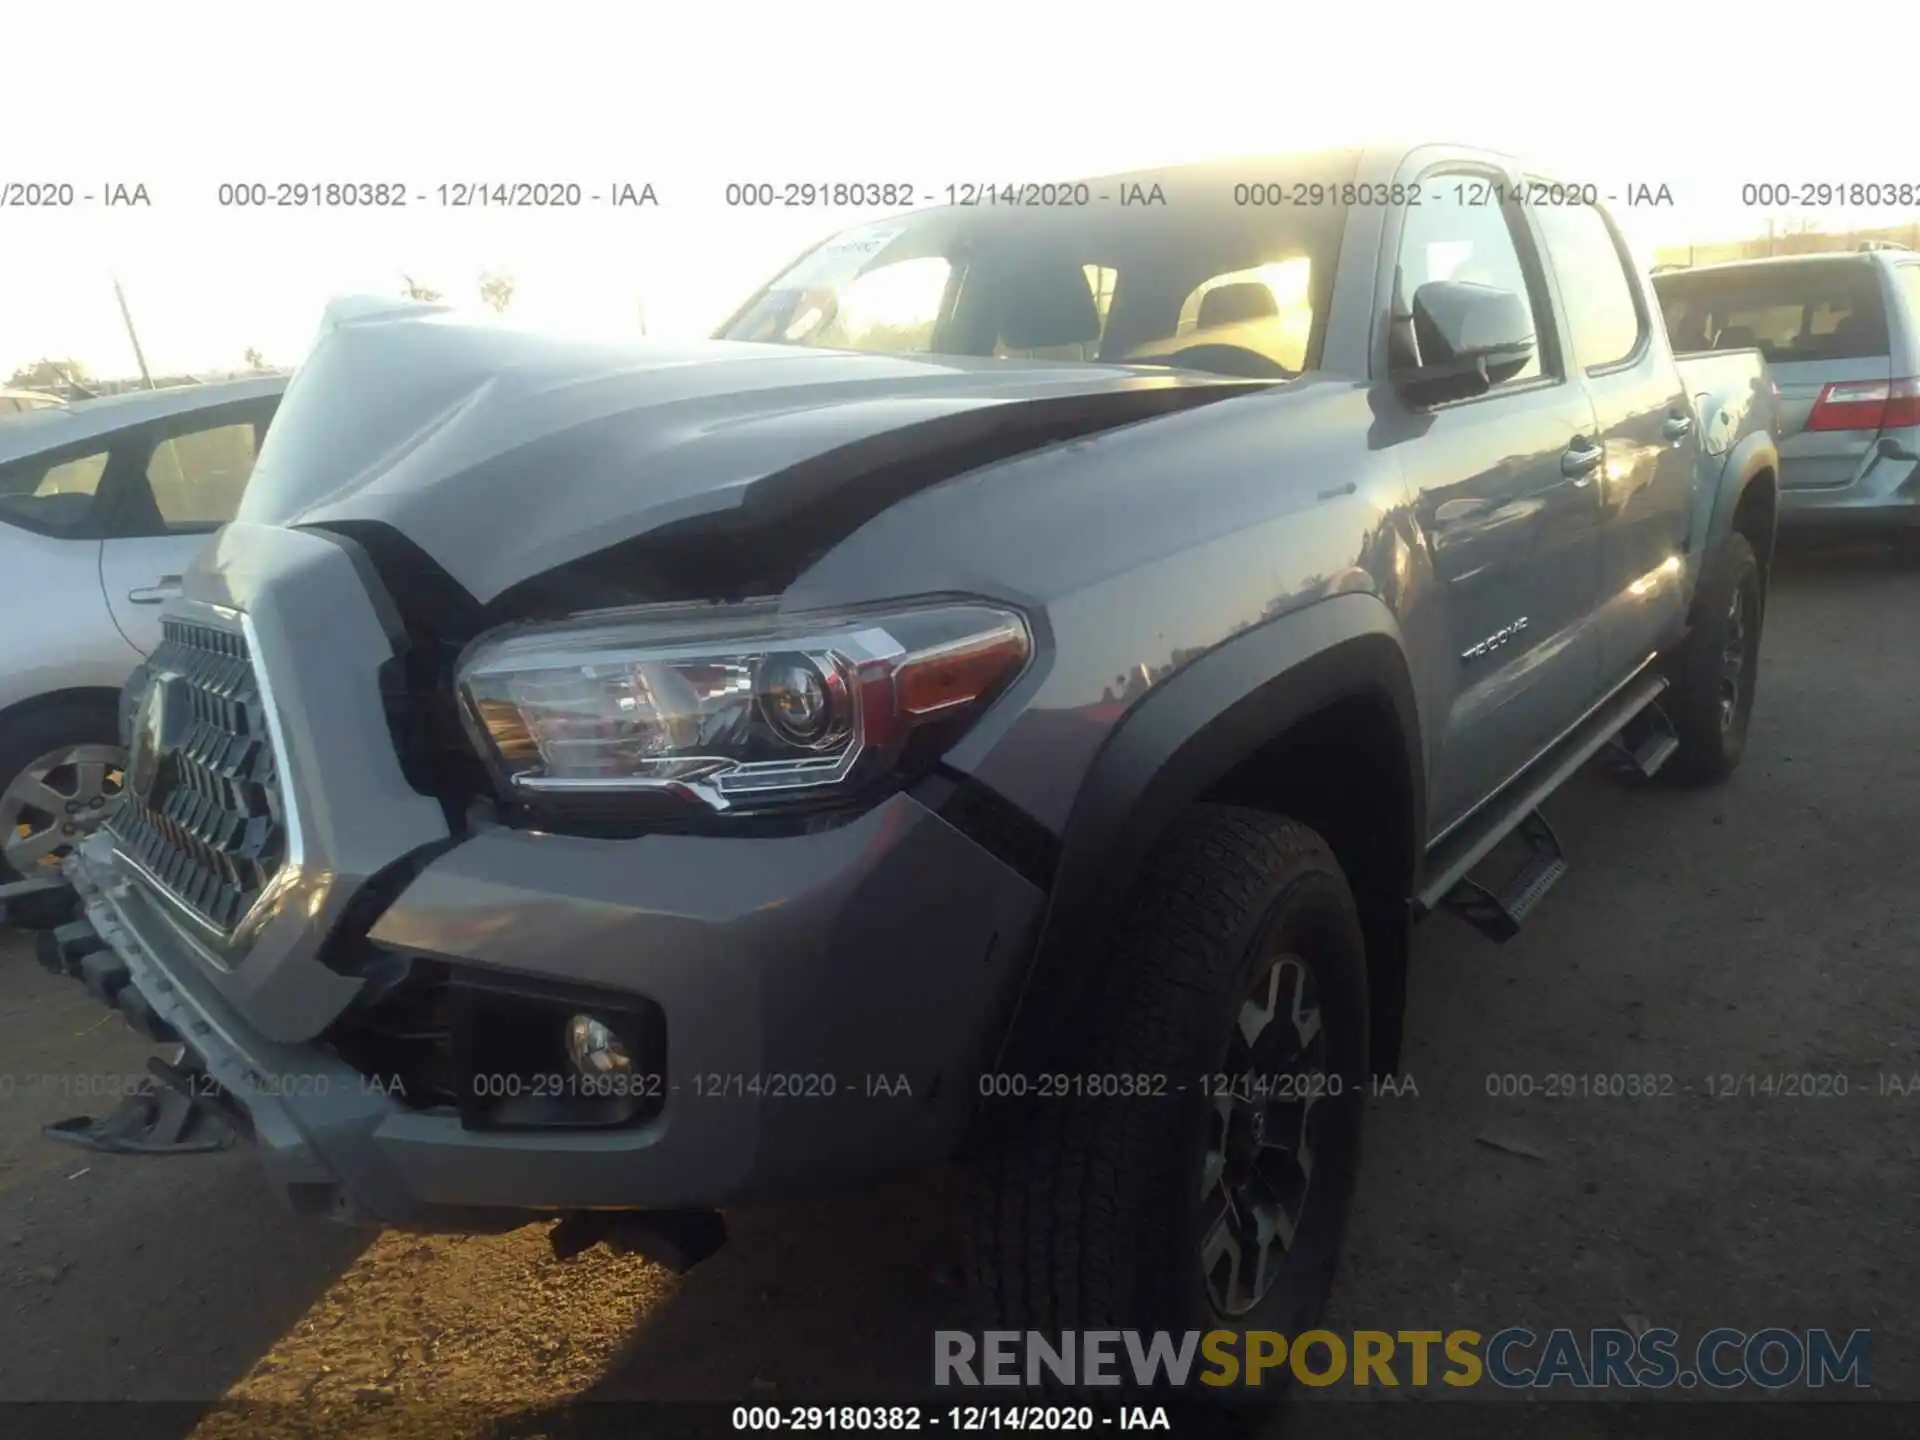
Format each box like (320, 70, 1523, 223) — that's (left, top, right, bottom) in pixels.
(107, 618, 288, 933)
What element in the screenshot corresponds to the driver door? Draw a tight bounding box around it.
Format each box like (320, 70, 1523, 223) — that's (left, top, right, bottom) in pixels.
(1391, 170, 1607, 834)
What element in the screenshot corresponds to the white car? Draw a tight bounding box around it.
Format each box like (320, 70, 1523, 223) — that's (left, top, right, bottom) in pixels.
(0, 376, 287, 879)
(0, 388, 67, 416)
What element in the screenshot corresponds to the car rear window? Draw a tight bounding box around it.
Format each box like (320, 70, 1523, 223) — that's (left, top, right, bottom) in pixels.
(1655, 261, 1889, 364)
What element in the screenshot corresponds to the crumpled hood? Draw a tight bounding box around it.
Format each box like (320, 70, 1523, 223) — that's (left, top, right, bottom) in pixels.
(240, 302, 1256, 606)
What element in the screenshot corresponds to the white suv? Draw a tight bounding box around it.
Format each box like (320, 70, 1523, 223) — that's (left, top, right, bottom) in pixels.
(0, 376, 286, 879)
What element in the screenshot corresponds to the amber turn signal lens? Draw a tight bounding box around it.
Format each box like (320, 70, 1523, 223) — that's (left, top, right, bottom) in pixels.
(474, 696, 539, 763)
(894, 622, 1030, 719)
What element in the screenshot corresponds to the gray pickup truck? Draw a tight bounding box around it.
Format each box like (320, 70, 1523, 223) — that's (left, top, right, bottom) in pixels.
(13, 142, 1777, 1383)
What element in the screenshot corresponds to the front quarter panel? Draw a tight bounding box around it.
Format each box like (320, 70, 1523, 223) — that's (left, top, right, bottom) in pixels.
(782, 377, 1424, 833)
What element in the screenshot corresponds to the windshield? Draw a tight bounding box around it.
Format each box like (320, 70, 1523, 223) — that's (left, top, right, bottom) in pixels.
(716, 153, 1360, 379)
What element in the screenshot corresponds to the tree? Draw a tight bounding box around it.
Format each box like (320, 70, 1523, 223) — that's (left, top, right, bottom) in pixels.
(478, 271, 516, 313)
(242, 346, 267, 371)
(8, 357, 90, 390)
(400, 274, 443, 302)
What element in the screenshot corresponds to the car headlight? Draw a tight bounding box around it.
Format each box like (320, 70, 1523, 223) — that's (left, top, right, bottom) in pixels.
(456, 599, 1031, 814)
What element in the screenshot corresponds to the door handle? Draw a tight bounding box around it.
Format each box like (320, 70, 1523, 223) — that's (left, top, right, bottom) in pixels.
(127, 576, 183, 606)
(1561, 440, 1605, 484)
(1663, 413, 1695, 441)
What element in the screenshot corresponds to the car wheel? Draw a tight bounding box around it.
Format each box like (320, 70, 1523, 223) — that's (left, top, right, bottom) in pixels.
(974, 805, 1369, 1406)
(1662, 532, 1763, 786)
(0, 698, 126, 883)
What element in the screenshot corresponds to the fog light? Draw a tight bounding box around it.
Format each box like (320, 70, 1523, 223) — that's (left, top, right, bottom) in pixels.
(565, 1014, 632, 1076)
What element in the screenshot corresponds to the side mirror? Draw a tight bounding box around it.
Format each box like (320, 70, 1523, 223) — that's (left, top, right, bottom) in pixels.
(1394, 280, 1537, 405)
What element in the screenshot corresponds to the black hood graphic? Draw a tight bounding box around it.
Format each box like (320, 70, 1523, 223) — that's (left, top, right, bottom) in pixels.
(242, 303, 1268, 611)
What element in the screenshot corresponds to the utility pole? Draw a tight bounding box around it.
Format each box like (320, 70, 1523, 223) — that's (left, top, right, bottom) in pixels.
(112, 277, 155, 389)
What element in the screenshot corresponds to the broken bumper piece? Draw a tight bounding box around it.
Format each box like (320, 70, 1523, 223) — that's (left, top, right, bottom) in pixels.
(25, 887, 241, 1154)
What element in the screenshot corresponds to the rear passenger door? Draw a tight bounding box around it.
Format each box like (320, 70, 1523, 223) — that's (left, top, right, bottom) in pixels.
(96, 397, 278, 654)
(1530, 196, 1694, 683)
(1388, 168, 1606, 833)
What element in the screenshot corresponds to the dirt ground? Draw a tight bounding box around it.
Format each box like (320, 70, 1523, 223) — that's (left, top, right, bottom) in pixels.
(0, 541, 1915, 1436)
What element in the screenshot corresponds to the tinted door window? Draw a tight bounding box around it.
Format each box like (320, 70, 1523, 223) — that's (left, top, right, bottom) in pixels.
(1391, 184, 1551, 385)
(1532, 203, 1644, 370)
(144, 420, 259, 528)
(34, 452, 110, 497)
(0, 447, 110, 532)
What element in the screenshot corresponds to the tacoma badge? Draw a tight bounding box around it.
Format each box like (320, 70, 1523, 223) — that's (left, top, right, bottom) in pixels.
(1462, 617, 1530, 662)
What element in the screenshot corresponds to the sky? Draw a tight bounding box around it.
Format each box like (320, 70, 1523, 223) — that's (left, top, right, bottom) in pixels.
(7, 0, 1920, 380)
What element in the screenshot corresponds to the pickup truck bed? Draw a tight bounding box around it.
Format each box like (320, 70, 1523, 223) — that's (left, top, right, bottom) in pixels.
(1677, 348, 1777, 455)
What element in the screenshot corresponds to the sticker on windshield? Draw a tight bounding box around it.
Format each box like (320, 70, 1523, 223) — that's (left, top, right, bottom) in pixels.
(770, 224, 907, 290)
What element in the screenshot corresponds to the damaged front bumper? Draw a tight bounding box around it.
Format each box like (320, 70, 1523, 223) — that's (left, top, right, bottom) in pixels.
(40, 786, 1043, 1230)
(44, 839, 441, 1210)
(26, 521, 1048, 1232)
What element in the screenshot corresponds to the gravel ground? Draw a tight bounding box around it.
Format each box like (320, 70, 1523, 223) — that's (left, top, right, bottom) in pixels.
(0, 541, 1914, 1437)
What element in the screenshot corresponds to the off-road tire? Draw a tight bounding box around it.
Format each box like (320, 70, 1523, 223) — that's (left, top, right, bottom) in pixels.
(972, 806, 1369, 1405)
(1663, 532, 1763, 786)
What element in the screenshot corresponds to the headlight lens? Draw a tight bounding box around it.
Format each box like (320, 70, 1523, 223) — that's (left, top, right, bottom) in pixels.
(457, 600, 1031, 812)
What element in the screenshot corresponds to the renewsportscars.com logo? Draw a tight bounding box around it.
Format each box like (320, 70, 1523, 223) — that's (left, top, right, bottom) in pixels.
(934, 1327, 1873, 1391)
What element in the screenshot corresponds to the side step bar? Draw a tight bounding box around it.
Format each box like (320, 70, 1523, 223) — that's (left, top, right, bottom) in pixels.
(1440, 811, 1567, 942)
(1607, 700, 1681, 780)
(1418, 670, 1670, 941)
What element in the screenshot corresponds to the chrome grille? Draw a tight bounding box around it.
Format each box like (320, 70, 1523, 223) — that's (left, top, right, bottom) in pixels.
(106, 617, 287, 932)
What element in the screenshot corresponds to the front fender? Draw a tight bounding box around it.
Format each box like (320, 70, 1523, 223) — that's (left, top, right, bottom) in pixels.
(990, 590, 1423, 1069)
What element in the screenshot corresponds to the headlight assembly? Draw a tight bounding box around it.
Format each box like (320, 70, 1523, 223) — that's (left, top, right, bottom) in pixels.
(456, 599, 1031, 815)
